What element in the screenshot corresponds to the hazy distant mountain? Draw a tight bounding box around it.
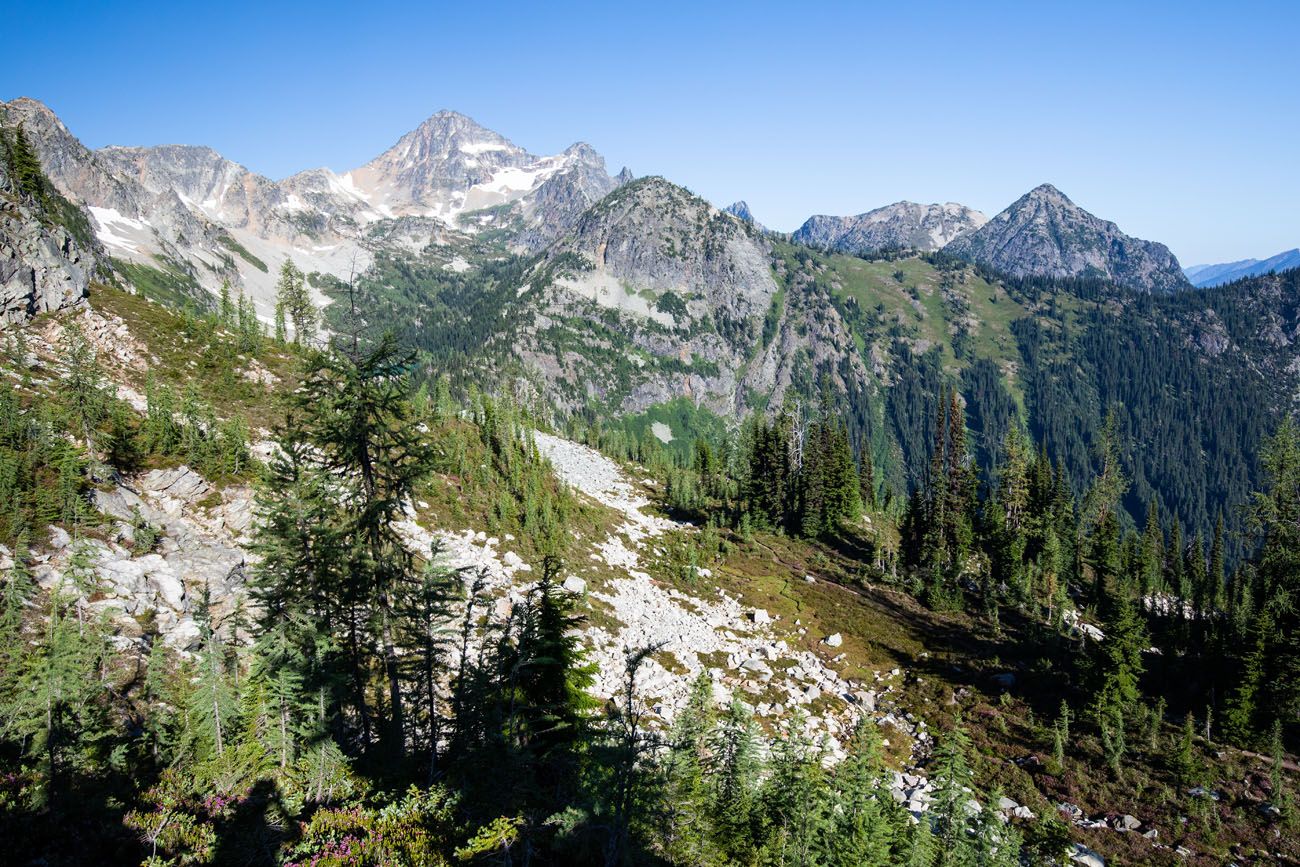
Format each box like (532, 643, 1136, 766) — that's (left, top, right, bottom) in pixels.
(943, 183, 1190, 293)
(1185, 249, 1300, 287)
(793, 201, 985, 255)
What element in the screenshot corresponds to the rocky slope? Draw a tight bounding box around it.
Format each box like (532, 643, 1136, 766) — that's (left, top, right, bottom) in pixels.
(0, 159, 96, 324)
(794, 201, 986, 255)
(517, 176, 870, 418)
(2, 98, 248, 302)
(943, 183, 1190, 293)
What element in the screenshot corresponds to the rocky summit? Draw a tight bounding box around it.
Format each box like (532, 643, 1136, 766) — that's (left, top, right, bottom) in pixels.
(793, 200, 986, 255)
(943, 183, 1191, 293)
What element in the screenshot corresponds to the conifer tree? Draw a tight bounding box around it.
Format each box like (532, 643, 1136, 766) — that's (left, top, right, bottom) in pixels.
(3, 574, 109, 806)
(292, 333, 435, 757)
(929, 725, 979, 867)
(1223, 609, 1269, 745)
(1208, 514, 1226, 612)
(394, 540, 461, 778)
(60, 323, 110, 463)
(275, 258, 316, 345)
(827, 719, 902, 866)
(509, 558, 597, 759)
(1173, 713, 1198, 788)
(186, 585, 238, 764)
(0, 536, 33, 682)
(1187, 533, 1208, 620)
(760, 713, 828, 865)
(1093, 592, 1147, 721)
(274, 300, 287, 343)
(903, 815, 935, 867)
(991, 427, 1032, 586)
(235, 289, 262, 353)
(859, 449, 877, 511)
(1139, 500, 1164, 599)
(218, 280, 234, 328)
(659, 674, 717, 864)
(1167, 517, 1186, 601)
(708, 699, 762, 864)
(743, 413, 792, 529)
(6, 124, 48, 206)
(1270, 720, 1291, 822)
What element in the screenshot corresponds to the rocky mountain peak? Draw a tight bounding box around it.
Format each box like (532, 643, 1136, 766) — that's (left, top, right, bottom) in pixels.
(556, 174, 776, 320)
(562, 142, 602, 163)
(409, 109, 516, 148)
(361, 110, 526, 178)
(1022, 182, 1070, 203)
(3, 97, 62, 131)
(725, 200, 755, 222)
(943, 183, 1190, 293)
(793, 200, 986, 255)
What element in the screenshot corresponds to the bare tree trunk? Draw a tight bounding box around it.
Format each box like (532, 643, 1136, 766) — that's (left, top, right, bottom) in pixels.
(348, 608, 371, 750)
(381, 597, 404, 759)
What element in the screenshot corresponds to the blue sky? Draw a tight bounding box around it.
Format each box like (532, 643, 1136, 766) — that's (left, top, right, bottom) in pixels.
(5, 0, 1298, 264)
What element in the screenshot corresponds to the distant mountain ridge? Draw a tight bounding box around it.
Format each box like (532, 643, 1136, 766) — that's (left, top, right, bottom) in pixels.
(793, 201, 986, 255)
(0, 98, 627, 317)
(1185, 248, 1300, 287)
(942, 183, 1190, 293)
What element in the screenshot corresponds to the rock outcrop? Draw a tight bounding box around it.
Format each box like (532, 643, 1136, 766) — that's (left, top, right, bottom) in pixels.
(22, 466, 254, 651)
(0, 196, 92, 324)
(0, 136, 95, 324)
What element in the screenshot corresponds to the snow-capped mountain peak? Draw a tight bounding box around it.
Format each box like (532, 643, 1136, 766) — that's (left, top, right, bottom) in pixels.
(0, 99, 625, 314)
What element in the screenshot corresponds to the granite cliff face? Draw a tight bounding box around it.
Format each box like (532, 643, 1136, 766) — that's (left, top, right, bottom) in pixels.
(0, 131, 99, 324)
(793, 201, 986, 255)
(943, 183, 1190, 293)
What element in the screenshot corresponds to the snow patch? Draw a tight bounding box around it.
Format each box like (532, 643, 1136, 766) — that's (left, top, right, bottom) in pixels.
(460, 140, 512, 155)
(88, 206, 152, 253)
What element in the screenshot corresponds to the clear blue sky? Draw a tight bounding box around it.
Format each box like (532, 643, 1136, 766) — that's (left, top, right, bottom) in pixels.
(6, 0, 1298, 264)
